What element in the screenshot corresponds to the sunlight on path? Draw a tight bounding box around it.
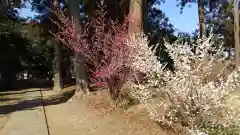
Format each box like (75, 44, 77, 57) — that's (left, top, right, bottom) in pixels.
(0, 88, 167, 135)
(0, 89, 48, 135)
(44, 91, 167, 135)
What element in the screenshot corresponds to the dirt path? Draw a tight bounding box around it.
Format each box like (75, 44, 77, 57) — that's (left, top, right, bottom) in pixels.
(0, 88, 48, 135)
(0, 88, 167, 135)
(44, 90, 167, 135)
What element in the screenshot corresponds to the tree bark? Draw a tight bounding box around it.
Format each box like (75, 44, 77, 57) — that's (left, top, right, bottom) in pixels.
(234, 0, 240, 66)
(74, 53, 89, 93)
(128, 0, 148, 85)
(128, 0, 142, 34)
(68, 0, 90, 96)
(53, 0, 63, 91)
(197, 0, 206, 38)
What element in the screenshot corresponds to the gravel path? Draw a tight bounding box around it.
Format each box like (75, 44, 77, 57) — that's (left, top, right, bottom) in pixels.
(0, 89, 49, 135)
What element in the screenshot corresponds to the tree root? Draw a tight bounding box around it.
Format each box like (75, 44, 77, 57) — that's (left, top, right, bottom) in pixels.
(67, 90, 90, 103)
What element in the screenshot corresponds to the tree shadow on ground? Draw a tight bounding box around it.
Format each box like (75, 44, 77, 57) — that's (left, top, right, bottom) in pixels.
(0, 97, 21, 102)
(0, 88, 75, 115)
(0, 88, 51, 96)
(0, 79, 53, 91)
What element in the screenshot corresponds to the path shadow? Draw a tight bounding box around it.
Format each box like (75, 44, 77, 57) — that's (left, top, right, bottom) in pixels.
(0, 79, 53, 91)
(0, 97, 20, 102)
(0, 89, 51, 96)
(0, 89, 75, 115)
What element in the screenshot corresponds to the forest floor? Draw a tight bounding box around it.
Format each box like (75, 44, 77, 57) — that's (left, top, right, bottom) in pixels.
(0, 86, 168, 135)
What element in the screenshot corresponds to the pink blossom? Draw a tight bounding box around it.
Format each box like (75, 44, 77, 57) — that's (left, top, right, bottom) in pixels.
(53, 8, 131, 90)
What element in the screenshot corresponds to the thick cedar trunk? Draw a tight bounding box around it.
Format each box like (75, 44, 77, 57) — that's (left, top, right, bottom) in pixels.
(53, 0, 63, 91)
(234, 0, 240, 66)
(128, 0, 147, 87)
(68, 0, 90, 95)
(198, 0, 206, 38)
(117, 0, 143, 98)
(128, 0, 142, 34)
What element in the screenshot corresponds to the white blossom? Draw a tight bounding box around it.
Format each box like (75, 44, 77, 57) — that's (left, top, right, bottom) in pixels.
(126, 33, 240, 134)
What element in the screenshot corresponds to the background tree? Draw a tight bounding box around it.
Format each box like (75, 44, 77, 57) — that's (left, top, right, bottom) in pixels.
(31, 0, 64, 91)
(233, 0, 240, 66)
(206, 1, 233, 48)
(177, 0, 240, 62)
(0, 31, 30, 88)
(22, 21, 54, 80)
(176, 0, 215, 38)
(0, 1, 27, 88)
(0, 1, 55, 89)
(52, 0, 63, 91)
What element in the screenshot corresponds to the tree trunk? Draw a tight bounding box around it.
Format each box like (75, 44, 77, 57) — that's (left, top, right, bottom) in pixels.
(128, 0, 142, 34)
(53, 0, 63, 91)
(197, 0, 206, 38)
(106, 69, 130, 101)
(106, 78, 120, 100)
(142, 0, 148, 34)
(62, 52, 72, 85)
(128, 0, 147, 86)
(74, 53, 89, 93)
(234, 0, 240, 66)
(68, 0, 90, 97)
(53, 40, 63, 90)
